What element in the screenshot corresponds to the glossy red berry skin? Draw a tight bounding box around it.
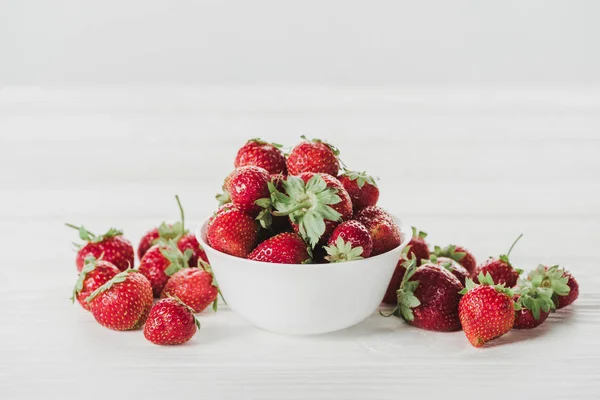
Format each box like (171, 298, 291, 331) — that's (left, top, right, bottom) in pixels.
(513, 295, 549, 329)
(475, 259, 520, 288)
(138, 244, 175, 298)
(161, 268, 218, 313)
(327, 220, 373, 258)
(74, 260, 120, 311)
(287, 140, 339, 177)
(338, 175, 379, 210)
(248, 233, 311, 264)
(144, 298, 198, 345)
(454, 246, 477, 275)
(407, 236, 430, 266)
(206, 208, 259, 258)
(382, 259, 406, 305)
(76, 236, 134, 272)
(177, 234, 209, 267)
(226, 166, 271, 213)
(459, 285, 515, 347)
(434, 257, 470, 286)
(354, 206, 401, 256)
(556, 269, 579, 309)
(235, 139, 287, 175)
(88, 272, 154, 331)
(137, 228, 160, 260)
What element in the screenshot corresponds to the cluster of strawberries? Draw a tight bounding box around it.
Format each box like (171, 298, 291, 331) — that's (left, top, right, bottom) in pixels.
(382, 231, 579, 347)
(206, 137, 401, 264)
(67, 195, 218, 345)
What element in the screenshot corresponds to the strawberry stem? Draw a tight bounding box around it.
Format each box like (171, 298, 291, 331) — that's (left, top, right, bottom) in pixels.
(506, 233, 523, 258)
(175, 194, 185, 233)
(272, 200, 313, 217)
(65, 223, 96, 238)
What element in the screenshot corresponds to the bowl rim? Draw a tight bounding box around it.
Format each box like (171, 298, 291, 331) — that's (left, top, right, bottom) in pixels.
(195, 214, 412, 268)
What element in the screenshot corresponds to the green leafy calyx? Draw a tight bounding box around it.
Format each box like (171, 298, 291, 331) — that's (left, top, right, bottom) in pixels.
(65, 223, 123, 244)
(433, 244, 466, 262)
(270, 175, 342, 248)
(342, 170, 378, 189)
(85, 268, 138, 303)
(514, 278, 556, 320)
(323, 236, 364, 263)
(497, 233, 523, 266)
(459, 272, 514, 297)
(71, 255, 100, 302)
(528, 265, 571, 297)
(161, 240, 193, 276)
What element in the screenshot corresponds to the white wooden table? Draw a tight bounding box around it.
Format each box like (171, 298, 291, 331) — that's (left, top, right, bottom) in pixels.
(1, 86, 599, 399)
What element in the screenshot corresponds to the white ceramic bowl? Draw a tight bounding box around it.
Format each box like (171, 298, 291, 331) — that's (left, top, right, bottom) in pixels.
(195, 216, 412, 335)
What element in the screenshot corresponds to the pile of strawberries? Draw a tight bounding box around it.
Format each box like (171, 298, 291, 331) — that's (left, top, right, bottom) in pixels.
(68, 196, 217, 345)
(207, 136, 400, 264)
(68, 136, 580, 348)
(382, 231, 579, 347)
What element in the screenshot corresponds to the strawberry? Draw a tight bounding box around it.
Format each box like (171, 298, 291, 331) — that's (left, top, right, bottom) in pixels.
(269, 173, 351, 247)
(138, 195, 208, 267)
(429, 255, 470, 286)
(206, 207, 259, 258)
(407, 227, 430, 265)
(458, 273, 515, 347)
(382, 258, 463, 332)
(433, 244, 477, 276)
(324, 220, 373, 262)
(528, 265, 577, 309)
(475, 234, 524, 288)
(512, 278, 555, 329)
(382, 257, 407, 305)
(161, 260, 219, 313)
(144, 297, 200, 345)
(354, 206, 401, 256)
(247, 232, 311, 264)
(138, 241, 193, 297)
(338, 171, 379, 210)
(254, 174, 291, 231)
(286, 135, 340, 176)
(234, 138, 287, 174)
(223, 166, 270, 213)
(66, 224, 134, 272)
(86, 269, 153, 331)
(71, 255, 120, 311)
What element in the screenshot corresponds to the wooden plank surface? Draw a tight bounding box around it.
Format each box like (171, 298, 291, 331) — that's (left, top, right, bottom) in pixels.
(1, 86, 599, 399)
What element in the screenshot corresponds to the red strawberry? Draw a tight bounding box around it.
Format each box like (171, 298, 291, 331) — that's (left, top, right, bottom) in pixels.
(144, 297, 200, 345)
(528, 265, 577, 309)
(433, 244, 477, 276)
(254, 174, 291, 231)
(324, 220, 373, 262)
(86, 269, 153, 331)
(458, 273, 515, 347)
(234, 138, 287, 174)
(161, 261, 219, 313)
(475, 234, 524, 287)
(338, 171, 379, 210)
(407, 227, 430, 265)
(512, 278, 555, 329)
(224, 166, 270, 213)
(429, 255, 470, 286)
(138, 195, 208, 267)
(206, 207, 259, 257)
(270, 173, 351, 247)
(382, 258, 463, 332)
(382, 258, 407, 305)
(247, 232, 311, 264)
(354, 206, 401, 256)
(287, 135, 340, 176)
(67, 224, 134, 272)
(71, 256, 120, 311)
(138, 241, 193, 297)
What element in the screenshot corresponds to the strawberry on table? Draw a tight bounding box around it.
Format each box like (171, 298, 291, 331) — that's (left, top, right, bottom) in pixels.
(459, 273, 515, 347)
(513, 278, 555, 329)
(71, 255, 120, 311)
(139, 241, 193, 297)
(428, 255, 470, 286)
(382, 257, 407, 305)
(286, 135, 341, 177)
(407, 227, 430, 265)
(247, 232, 311, 264)
(144, 297, 200, 345)
(234, 138, 287, 175)
(138, 195, 208, 267)
(66, 224, 134, 272)
(161, 260, 219, 313)
(206, 207, 259, 258)
(382, 257, 464, 332)
(224, 166, 271, 213)
(475, 234, 524, 288)
(338, 171, 379, 210)
(86, 269, 153, 331)
(269, 173, 352, 247)
(354, 206, 401, 256)
(433, 244, 477, 276)
(528, 265, 577, 309)
(323, 220, 373, 262)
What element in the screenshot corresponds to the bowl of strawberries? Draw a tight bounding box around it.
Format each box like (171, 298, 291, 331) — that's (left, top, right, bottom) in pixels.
(196, 137, 412, 335)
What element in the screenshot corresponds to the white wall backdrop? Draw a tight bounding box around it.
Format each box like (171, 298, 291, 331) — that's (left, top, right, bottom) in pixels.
(1, 0, 599, 85)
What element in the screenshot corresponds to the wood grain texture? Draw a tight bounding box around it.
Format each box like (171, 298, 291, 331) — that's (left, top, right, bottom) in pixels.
(1, 86, 599, 400)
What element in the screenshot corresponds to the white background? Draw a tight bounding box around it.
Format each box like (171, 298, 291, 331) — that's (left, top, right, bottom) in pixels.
(1, 2, 600, 399)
